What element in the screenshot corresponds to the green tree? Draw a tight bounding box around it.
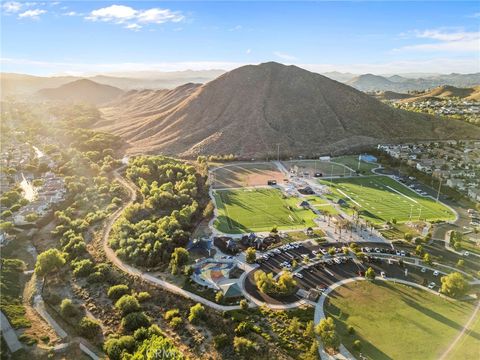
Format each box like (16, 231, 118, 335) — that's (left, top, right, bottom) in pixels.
(415, 245, 423, 256)
(115, 295, 141, 316)
(130, 334, 185, 359)
(215, 291, 224, 303)
(108, 284, 130, 301)
(423, 253, 432, 266)
(245, 247, 256, 264)
(35, 249, 66, 288)
(121, 311, 151, 332)
(304, 320, 315, 338)
(60, 298, 78, 318)
(365, 267, 376, 281)
(440, 272, 469, 298)
(188, 303, 205, 324)
(169, 247, 189, 275)
(77, 317, 101, 339)
(456, 259, 465, 268)
(315, 317, 340, 352)
(239, 299, 248, 310)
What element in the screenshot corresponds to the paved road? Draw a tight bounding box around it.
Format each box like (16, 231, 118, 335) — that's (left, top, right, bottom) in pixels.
(102, 170, 242, 311)
(0, 311, 22, 353)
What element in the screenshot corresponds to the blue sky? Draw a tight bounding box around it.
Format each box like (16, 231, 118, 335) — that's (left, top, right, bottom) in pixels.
(1, 1, 479, 75)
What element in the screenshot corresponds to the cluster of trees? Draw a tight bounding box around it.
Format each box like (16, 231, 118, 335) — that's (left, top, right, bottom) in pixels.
(109, 156, 208, 267)
(104, 324, 184, 360)
(254, 270, 297, 296)
(440, 272, 469, 298)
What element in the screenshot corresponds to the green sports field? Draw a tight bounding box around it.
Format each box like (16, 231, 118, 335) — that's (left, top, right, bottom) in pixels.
(213, 188, 317, 234)
(326, 281, 476, 360)
(320, 175, 455, 224)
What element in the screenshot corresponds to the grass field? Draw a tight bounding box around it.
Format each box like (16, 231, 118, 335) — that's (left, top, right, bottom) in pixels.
(282, 160, 354, 177)
(445, 308, 480, 360)
(213, 188, 317, 233)
(332, 155, 378, 174)
(320, 175, 455, 224)
(211, 163, 284, 189)
(325, 281, 476, 360)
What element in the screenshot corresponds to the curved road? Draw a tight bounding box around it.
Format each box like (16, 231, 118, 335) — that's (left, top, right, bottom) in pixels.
(102, 170, 242, 311)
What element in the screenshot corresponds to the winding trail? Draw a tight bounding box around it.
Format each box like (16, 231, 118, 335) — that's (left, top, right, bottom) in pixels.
(102, 170, 242, 311)
(438, 300, 480, 360)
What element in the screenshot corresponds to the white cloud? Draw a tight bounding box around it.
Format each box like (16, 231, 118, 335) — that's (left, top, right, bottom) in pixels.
(2, 1, 23, 13)
(229, 25, 242, 31)
(246, 49, 252, 54)
(62, 11, 77, 16)
(125, 23, 142, 31)
(273, 51, 298, 61)
(85, 4, 184, 30)
(18, 9, 46, 19)
(395, 29, 480, 53)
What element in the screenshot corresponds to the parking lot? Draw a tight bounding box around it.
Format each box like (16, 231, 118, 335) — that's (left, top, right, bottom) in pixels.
(244, 241, 449, 305)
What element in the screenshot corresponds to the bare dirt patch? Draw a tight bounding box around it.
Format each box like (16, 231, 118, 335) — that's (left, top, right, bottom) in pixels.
(212, 163, 285, 189)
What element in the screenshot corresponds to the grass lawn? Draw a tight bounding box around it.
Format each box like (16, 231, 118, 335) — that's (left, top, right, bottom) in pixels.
(213, 188, 317, 234)
(211, 163, 284, 189)
(459, 239, 480, 255)
(445, 307, 480, 360)
(325, 281, 476, 360)
(320, 175, 455, 224)
(332, 155, 378, 174)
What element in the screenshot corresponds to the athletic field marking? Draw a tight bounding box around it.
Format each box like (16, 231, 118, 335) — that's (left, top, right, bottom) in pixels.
(384, 185, 418, 204)
(337, 189, 362, 207)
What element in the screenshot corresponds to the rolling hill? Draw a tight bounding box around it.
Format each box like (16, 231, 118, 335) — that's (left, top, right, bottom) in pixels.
(37, 79, 124, 105)
(399, 85, 480, 103)
(96, 62, 480, 158)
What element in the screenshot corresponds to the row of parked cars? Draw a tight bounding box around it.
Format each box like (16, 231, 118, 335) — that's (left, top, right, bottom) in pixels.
(362, 246, 411, 257)
(259, 242, 303, 261)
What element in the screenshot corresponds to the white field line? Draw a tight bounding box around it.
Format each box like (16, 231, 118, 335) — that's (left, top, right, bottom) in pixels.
(337, 188, 362, 207)
(384, 184, 419, 204)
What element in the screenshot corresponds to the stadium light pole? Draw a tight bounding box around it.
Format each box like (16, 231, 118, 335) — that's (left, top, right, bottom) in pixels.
(436, 178, 442, 203)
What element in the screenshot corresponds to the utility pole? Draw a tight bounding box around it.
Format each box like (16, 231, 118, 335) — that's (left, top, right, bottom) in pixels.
(277, 144, 280, 162)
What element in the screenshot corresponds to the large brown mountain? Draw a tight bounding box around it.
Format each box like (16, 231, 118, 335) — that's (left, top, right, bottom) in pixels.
(96, 62, 480, 157)
(37, 79, 124, 105)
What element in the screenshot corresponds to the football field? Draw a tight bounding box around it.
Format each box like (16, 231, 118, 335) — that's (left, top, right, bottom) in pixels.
(213, 188, 317, 233)
(320, 175, 455, 224)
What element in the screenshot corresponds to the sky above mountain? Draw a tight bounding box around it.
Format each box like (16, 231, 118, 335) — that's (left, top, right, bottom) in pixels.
(1, 1, 479, 75)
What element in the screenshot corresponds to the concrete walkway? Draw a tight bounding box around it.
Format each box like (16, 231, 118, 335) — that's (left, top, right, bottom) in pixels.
(33, 295, 68, 339)
(0, 311, 22, 353)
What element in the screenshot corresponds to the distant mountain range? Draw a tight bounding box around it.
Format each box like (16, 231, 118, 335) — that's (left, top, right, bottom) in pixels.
(37, 79, 124, 105)
(345, 73, 480, 92)
(94, 62, 480, 158)
(2, 69, 479, 98)
(374, 85, 480, 102)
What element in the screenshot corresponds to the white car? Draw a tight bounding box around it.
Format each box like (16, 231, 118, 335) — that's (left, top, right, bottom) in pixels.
(400, 250, 406, 257)
(381, 271, 386, 278)
(293, 273, 304, 279)
(421, 267, 427, 273)
(463, 251, 470, 257)
(273, 249, 281, 254)
(428, 282, 436, 289)
(333, 258, 341, 264)
(433, 271, 439, 277)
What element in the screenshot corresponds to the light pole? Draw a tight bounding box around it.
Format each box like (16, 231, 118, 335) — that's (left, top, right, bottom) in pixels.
(436, 178, 442, 202)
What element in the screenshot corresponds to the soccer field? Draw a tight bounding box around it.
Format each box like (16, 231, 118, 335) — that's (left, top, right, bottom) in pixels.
(213, 188, 317, 234)
(320, 175, 455, 224)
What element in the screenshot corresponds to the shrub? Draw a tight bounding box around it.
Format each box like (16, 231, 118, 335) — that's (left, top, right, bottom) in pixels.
(188, 303, 205, 324)
(213, 334, 230, 349)
(215, 291, 224, 303)
(60, 299, 78, 318)
(135, 291, 151, 302)
(45, 293, 61, 305)
(115, 295, 141, 316)
(353, 339, 362, 350)
(77, 317, 101, 339)
(164, 309, 180, 321)
(169, 317, 182, 328)
(108, 284, 130, 301)
(72, 259, 94, 277)
(104, 335, 135, 360)
(235, 321, 252, 336)
(239, 299, 248, 310)
(347, 325, 355, 335)
(121, 311, 150, 332)
(233, 336, 257, 356)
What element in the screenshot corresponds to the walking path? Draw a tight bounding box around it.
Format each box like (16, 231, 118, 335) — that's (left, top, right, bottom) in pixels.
(0, 311, 22, 353)
(102, 171, 243, 311)
(438, 301, 480, 360)
(33, 294, 68, 339)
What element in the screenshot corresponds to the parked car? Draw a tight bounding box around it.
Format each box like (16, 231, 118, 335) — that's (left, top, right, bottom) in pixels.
(463, 251, 470, 257)
(293, 272, 304, 279)
(381, 271, 386, 278)
(421, 267, 427, 273)
(428, 282, 436, 289)
(433, 271, 439, 277)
